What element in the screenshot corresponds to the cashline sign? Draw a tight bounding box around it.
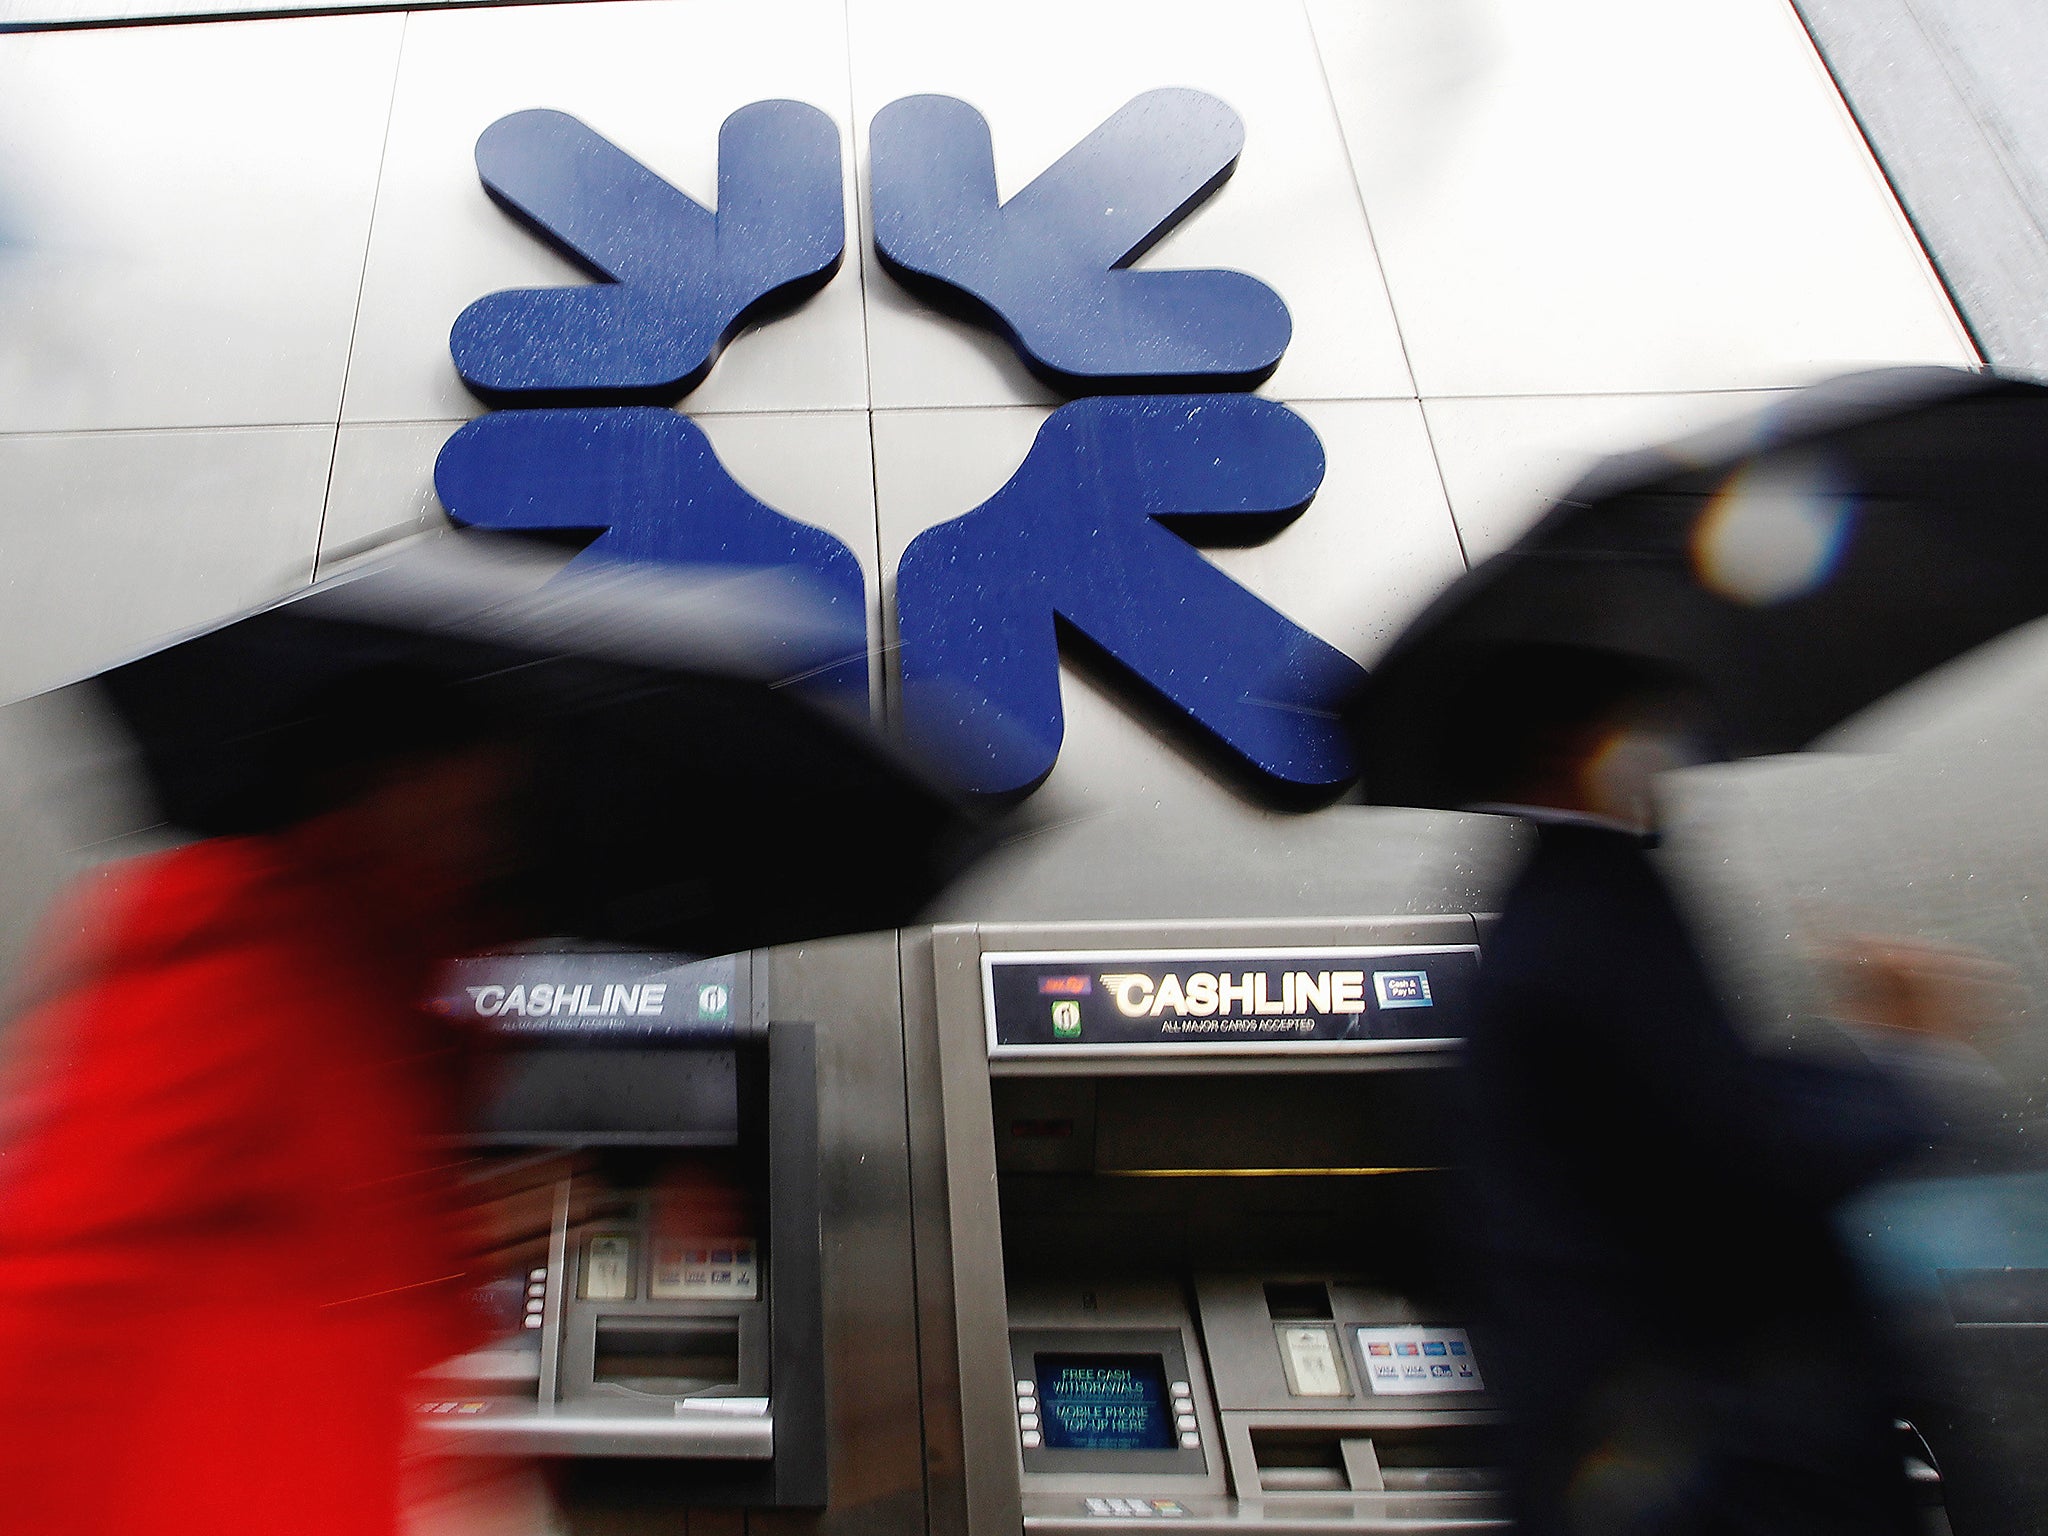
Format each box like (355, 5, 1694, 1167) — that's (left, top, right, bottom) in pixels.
(435, 951, 745, 1042)
(983, 946, 1479, 1056)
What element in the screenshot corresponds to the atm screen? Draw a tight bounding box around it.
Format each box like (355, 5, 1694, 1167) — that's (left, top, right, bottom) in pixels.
(1034, 1353, 1173, 1451)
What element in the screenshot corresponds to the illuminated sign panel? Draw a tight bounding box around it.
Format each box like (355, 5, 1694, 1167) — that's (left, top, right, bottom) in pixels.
(982, 946, 1478, 1055)
(435, 952, 744, 1041)
(1034, 1354, 1174, 1452)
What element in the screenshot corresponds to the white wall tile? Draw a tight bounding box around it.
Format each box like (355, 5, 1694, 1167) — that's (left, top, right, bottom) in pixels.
(1207, 398, 1466, 668)
(697, 410, 885, 717)
(342, 0, 867, 425)
(1422, 389, 1795, 560)
(872, 404, 1050, 574)
(0, 426, 331, 701)
(0, 15, 401, 432)
(849, 0, 1415, 408)
(319, 419, 462, 572)
(1310, 0, 1976, 395)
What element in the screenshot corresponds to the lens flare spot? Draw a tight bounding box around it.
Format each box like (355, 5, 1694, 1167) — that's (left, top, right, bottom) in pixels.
(1691, 457, 1856, 605)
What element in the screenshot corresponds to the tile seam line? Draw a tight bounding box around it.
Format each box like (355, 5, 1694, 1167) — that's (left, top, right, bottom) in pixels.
(0, 421, 341, 442)
(1298, 1, 1425, 407)
(0, 384, 1826, 444)
(0, 0, 621, 35)
(834, 3, 938, 1514)
(1785, 0, 1983, 366)
(340, 402, 891, 425)
(1402, 383, 1885, 404)
(851, 384, 1817, 415)
(840, 0, 890, 734)
(1300, 0, 1458, 565)
(314, 5, 407, 583)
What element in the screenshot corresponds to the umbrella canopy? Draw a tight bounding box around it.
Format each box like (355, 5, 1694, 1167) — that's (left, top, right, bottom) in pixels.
(1356, 366, 2048, 808)
(77, 539, 991, 955)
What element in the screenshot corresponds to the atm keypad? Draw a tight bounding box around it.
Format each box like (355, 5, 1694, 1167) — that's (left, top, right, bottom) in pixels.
(1170, 1382, 1197, 1449)
(1082, 1498, 1189, 1518)
(524, 1267, 548, 1328)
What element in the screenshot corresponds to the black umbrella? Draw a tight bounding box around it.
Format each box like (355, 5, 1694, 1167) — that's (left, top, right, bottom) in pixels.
(1357, 366, 2048, 808)
(76, 539, 992, 955)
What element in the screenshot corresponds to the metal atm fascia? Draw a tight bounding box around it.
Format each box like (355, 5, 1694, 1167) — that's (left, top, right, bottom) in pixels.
(415, 951, 826, 1507)
(924, 916, 1480, 1536)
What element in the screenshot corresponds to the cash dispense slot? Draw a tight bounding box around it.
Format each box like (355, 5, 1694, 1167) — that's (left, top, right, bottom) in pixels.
(412, 953, 825, 1506)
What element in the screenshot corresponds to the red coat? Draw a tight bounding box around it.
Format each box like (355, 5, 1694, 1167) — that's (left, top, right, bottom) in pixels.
(0, 835, 483, 1536)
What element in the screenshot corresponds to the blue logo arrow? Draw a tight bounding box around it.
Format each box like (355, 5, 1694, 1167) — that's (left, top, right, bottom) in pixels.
(871, 89, 1291, 393)
(451, 104, 844, 405)
(434, 408, 869, 709)
(896, 396, 1363, 797)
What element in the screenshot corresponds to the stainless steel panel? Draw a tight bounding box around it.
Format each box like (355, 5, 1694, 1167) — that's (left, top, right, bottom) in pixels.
(1210, 1408, 1505, 1529)
(423, 1409, 776, 1460)
(1022, 1494, 1507, 1533)
(848, 0, 1413, 408)
(929, 923, 1025, 1536)
(755, 930, 927, 1536)
(1795, 0, 2048, 373)
(0, 15, 401, 430)
(903, 925, 971, 1536)
(1309, 0, 1974, 395)
(0, 425, 330, 702)
(342, 0, 868, 425)
(921, 919, 1488, 1536)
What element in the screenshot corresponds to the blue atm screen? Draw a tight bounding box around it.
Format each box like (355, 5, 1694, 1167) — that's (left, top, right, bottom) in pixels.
(1035, 1353, 1173, 1451)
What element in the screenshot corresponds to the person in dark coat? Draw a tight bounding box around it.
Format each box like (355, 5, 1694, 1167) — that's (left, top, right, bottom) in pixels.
(1451, 646, 1953, 1536)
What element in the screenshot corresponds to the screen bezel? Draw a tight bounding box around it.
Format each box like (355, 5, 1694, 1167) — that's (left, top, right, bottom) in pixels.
(1010, 1327, 1209, 1478)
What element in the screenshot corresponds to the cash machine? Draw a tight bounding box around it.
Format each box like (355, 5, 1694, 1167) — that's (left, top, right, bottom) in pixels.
(923, 919, 1507, 1533)
(412, 949, 826, 1508)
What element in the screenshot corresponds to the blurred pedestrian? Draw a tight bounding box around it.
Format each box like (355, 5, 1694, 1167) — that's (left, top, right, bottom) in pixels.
(0, 670, 528, 1536)
(1452, 645, 1965, 1536)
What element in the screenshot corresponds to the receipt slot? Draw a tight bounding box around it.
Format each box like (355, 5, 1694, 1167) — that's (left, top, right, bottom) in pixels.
(920, 920, 1508, 1534)
(414, 952, 825, 1508)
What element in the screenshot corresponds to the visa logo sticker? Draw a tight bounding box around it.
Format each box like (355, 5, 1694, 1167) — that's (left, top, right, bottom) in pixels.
(1357, 1326, 1485, 1395)
(1373, 970, 1433, 1010)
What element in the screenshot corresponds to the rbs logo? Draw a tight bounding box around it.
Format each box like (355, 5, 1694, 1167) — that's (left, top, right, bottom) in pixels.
(434, 91, 1366, 801)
